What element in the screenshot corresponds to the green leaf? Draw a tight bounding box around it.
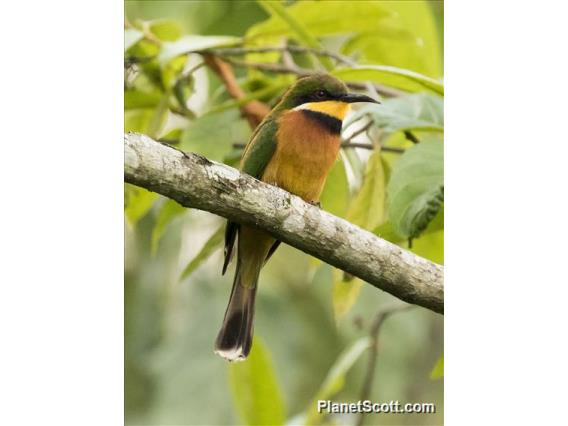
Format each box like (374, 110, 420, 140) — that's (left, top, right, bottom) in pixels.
(348, 93, 444, 134)
(146, 94, 169, 139)
(430, 355, 444, 379)
(125, 109, 154, 133)
(372, 221, 402, 244)
(387, 138, 443, 239)
(160, 55, 187, 90)
(158, 35, 241, 65)
(229, 337, 286, 426)
(148, 19, 182, 41)
(372, 207, 444, 264)
(179, 226, 224, 281)
(319, 153, 350, 218)
(124, 184, 158, 226)
(332, 65, 444, 95)
(257, 0, 332, 69)
(125, 38, 159, 60)
(124, 89, 163, 110)
(305, 337, 371, 425)
(332, 269, 362, 322)
(180, 110, 250, 162)
(151, 199, 186, 255)
(249, 1, 391, 39)
(341, 0, 442, 78)
(125, 28, 144, 51)
(410, 229, 444, 265)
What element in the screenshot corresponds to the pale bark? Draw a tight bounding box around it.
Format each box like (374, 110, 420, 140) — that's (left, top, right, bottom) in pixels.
(124, 132, 444, 314)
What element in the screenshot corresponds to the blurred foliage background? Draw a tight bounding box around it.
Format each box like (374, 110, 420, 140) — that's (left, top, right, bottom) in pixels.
(124, 1, 444, 425)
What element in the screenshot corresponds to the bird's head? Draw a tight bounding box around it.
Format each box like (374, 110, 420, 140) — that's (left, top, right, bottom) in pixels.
(278, 73, 379, 121)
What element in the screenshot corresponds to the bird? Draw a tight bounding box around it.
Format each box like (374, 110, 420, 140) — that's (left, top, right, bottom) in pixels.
(214, 73, 379, 361)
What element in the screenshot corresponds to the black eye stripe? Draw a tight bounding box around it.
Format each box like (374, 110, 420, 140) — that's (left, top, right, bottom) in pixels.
(293, 90, 337, 107)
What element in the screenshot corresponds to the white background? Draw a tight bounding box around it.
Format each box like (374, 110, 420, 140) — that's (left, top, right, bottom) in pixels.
(0, 0, 567, 424)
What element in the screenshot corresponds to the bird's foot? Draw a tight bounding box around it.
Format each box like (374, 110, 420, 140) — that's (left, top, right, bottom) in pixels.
(308, 200, 322, 208)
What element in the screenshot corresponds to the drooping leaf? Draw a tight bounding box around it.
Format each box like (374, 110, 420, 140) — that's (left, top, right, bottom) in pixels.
(229, 337, 286, 426)
(387, 138, 443, 239)
(180, 110, 251, 162)
(158, 35, 241, 65)
(179, 226, 224, 281)
(124, 28, 144, 51)
(124, 184, 158, 226)
(347, 93, 444, 135)
(332, 269, 362, 322)
(430, 355, 444, 379)
(347, 149, 387, 230)
(319, 153, 350, 218)
(151, 199, 186, 255)
(332, 65, 444, 95)
(305, 337, 371, 425)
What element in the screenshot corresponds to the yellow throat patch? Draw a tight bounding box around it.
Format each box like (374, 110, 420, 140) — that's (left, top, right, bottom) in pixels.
(295, 100, 351, 120)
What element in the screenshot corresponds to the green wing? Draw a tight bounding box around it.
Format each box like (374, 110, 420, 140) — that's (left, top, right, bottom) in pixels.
(240, 117, 278, 178)
(223, 116, 278, 274)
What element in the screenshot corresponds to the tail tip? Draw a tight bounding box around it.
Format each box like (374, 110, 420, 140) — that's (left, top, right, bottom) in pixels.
(214, 345, 248, 362)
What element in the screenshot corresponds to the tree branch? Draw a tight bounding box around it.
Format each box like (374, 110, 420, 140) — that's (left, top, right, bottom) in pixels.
(124, 132, 444, 314)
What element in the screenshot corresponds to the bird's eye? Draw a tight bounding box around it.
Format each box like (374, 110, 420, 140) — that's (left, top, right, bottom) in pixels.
(314, 90, 326, 99)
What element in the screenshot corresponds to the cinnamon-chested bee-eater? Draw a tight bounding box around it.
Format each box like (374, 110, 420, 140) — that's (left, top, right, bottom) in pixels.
(215, 73, 379, 361)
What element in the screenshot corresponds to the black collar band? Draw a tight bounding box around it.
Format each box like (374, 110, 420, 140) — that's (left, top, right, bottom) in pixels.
(301, 110, 342, 135)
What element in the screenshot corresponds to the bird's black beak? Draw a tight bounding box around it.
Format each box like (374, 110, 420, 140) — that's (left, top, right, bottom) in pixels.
(340, 93, 380, 104)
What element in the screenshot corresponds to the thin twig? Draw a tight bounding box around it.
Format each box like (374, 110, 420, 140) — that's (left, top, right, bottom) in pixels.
(210, 45, 355, 66)
(341, 120, 405, 153)
(344, 121, 373, 142)
(224, 57, 309, 75)
(343, 143, 405, 154)
(202, 54, 270, 129)
(404, 130, 420, 144)
(357, 303, 414, 426)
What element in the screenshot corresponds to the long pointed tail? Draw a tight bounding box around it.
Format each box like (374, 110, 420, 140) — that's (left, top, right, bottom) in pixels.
(214, 261, 258, 362)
